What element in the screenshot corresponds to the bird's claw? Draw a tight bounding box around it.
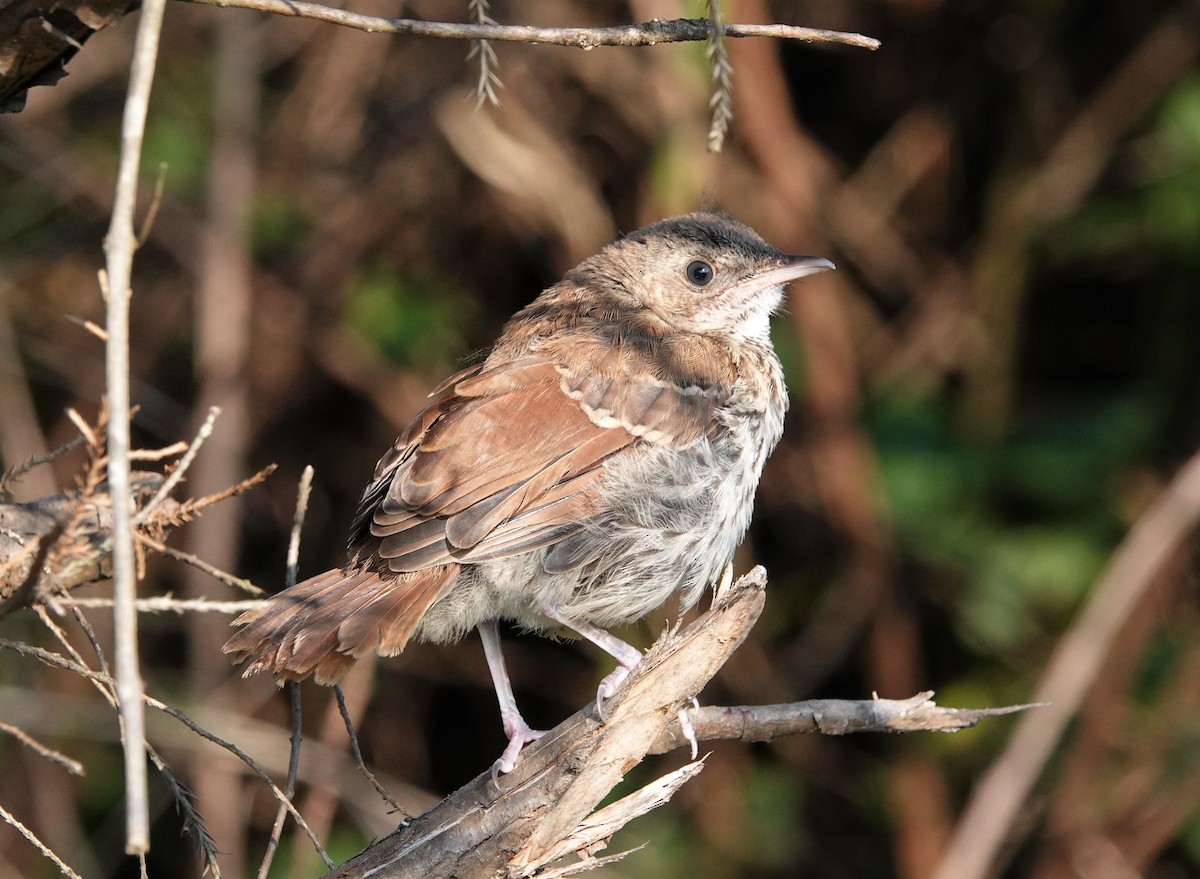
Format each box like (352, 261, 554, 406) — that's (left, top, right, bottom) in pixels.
(490, 722, 545, 785)
(594, 662, 637, 721)
(678, 698, 700, 759)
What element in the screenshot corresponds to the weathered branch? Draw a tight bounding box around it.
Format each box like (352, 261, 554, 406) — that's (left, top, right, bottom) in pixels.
(0, 473, 171, 617)
(649, 693, 1042, 755)
(0, 0, 134, 111)
(327, 570, 1035, 878)
(330, 568, 767, 879)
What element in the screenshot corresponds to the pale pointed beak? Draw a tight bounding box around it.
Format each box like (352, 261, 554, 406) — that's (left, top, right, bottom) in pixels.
(757, 254, 836, 287)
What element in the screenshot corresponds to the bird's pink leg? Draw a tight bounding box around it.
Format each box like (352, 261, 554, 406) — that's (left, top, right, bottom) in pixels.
(541, 605, 644, 719)
(478, 621, 544, 778)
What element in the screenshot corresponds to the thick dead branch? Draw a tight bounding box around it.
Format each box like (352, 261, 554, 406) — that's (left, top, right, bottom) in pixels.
(326, 570, 1035, 878)
(0, 473, 171, 617)
(330, 568, 767, 879)
(0, 0, 134, 111)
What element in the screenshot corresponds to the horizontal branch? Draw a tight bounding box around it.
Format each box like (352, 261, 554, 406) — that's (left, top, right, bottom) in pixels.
(649, 693, 1043, 754)
(177, 3, 881, 51)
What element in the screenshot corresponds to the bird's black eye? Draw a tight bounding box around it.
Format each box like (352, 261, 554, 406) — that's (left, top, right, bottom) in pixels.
(685, 260, 714, 286)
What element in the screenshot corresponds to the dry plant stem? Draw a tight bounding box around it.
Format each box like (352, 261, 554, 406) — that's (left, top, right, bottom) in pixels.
(45, 605, 225, 874)
(0, 719, 85, 776)
(137, 534, 264, 595)
(0, 436, 84, 491)
(932, 447, 1200, 879)
(705, 0, 733, 152)
(285, 465, 314, 589)
(63, 595, 267, 613)
(177, 2, 881, 50)
(102, 0, 169, 853)
(0, 802, 83, 879)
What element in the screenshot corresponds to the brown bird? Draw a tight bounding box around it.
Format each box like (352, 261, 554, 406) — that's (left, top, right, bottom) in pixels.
(224, 212, 833, 774)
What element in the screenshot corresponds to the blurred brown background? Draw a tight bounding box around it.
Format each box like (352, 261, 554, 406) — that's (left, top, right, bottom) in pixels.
(2, 0, 1200, 877)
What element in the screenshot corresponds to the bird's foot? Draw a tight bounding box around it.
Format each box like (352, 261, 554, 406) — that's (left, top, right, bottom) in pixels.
(540, 604, 645, 722)
(491, 718, 546, 783)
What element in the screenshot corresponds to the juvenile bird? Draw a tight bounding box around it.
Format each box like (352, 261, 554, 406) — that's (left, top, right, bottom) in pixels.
(224, 212, 834, 774)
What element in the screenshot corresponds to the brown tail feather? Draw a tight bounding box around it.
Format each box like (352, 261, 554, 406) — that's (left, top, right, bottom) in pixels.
(223, 565, 457, 684)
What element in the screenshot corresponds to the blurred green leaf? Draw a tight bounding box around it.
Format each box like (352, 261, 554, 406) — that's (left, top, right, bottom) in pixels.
(343, 263, 478, 369)
(871, 391, 1148, 652)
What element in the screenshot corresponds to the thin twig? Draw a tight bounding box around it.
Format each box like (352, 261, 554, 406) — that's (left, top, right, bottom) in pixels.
(127, 442, 189, 461)
(62, 595, 268, 614)
(137, 534, 265, 595)
(64, 313, 110, 341)
(0, 720, 85, 776)
(47, 603, 224, 874)
(0, 436, 84, 492)
(175, 463, 276, 515)
(102, 0, 170, 849)
(285, 466, 313, 590)
(132, 406, 221, 526)
(177, 2, 882, 50)
(64, 408, 97, 448)
(335, 684, 408, 816)
(150, 696, 333, 867)
(0, 803, 82, 879)
(135, 162, 169, 248)
(257, 683, 303, 879)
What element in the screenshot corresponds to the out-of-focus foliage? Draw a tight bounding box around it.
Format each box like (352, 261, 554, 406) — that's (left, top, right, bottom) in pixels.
(1, 0, 1199, 877)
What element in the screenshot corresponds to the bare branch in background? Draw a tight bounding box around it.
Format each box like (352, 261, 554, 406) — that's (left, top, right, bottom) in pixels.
(932, 447, 1200, 879)
(100, 0, 169, 849)
(0, 803, 83, 879)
